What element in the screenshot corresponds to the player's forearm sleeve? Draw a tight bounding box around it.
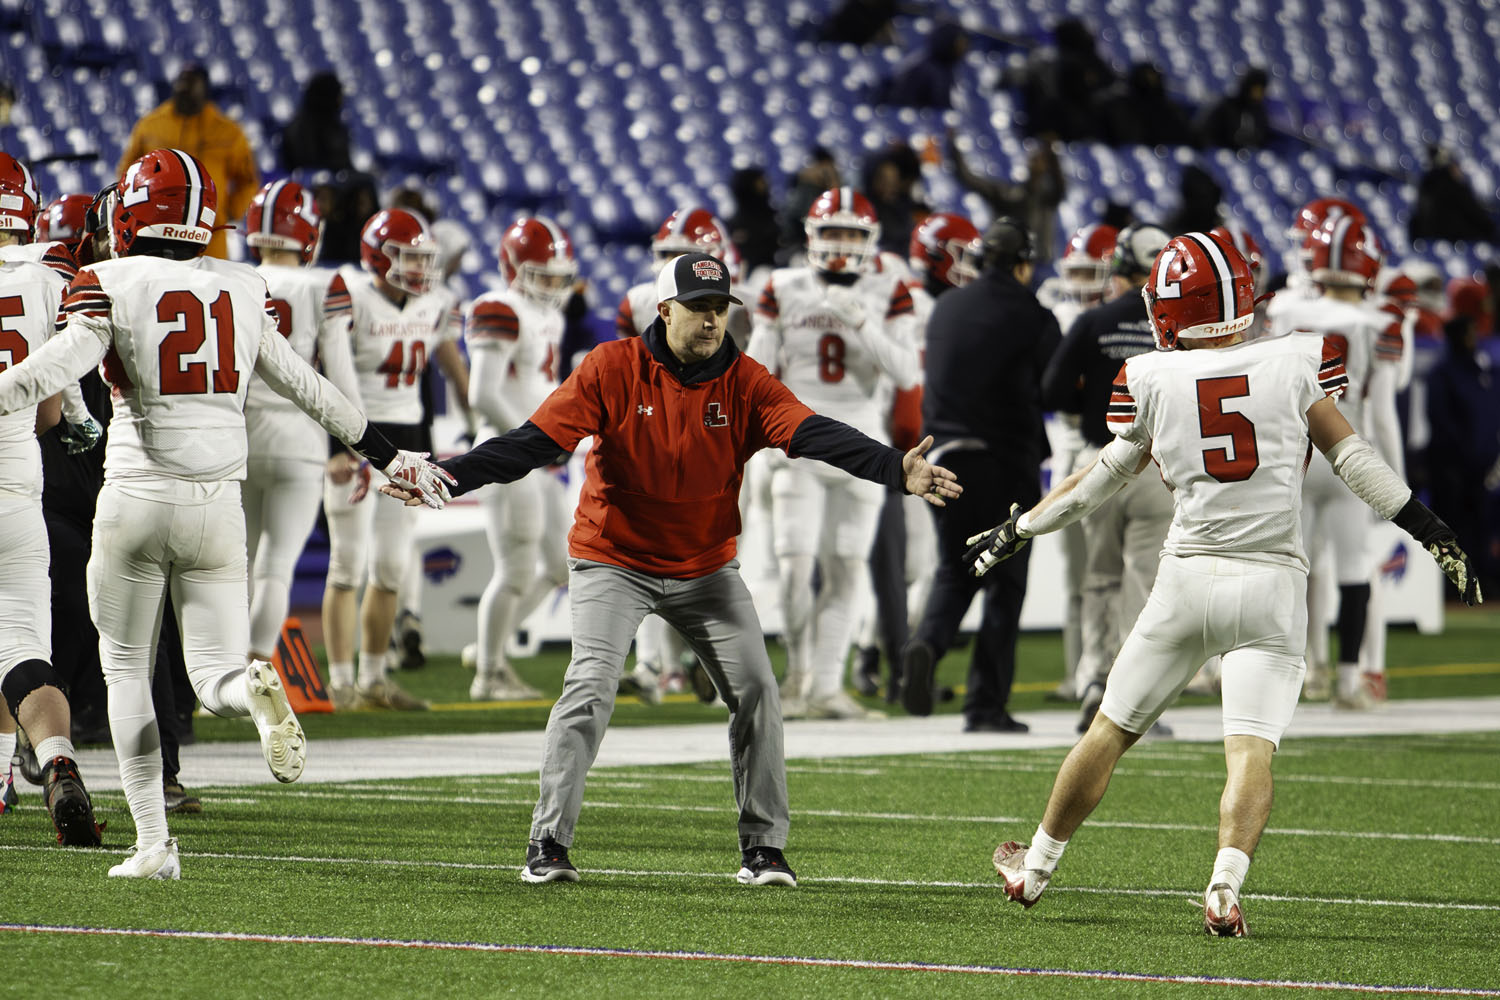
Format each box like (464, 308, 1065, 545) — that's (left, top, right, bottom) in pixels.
(788, 414, 904, 490)
(1016, 437, 1143, 536)
(59, 382, 92, 425)
(254, 319, 368, 447)
(0, 319, 108, 415)
(438, 421, 566, 496)
(1326, 434, 1411, 519)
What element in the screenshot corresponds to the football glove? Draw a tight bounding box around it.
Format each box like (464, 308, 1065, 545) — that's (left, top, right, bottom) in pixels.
(964, 503, 1030, 577)
(346, 461, 373, 504)
(824, 284, 866, 331)
(381, 449, 458, 511)
(61, 416, 103, 454)
(1394, 498, 1483, 606)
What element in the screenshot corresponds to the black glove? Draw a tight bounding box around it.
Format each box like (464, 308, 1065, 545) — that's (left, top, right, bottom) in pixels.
(963, 502, 1030, 577)
(1394, 497, 1483, 606)
(61, 416, 103, 454)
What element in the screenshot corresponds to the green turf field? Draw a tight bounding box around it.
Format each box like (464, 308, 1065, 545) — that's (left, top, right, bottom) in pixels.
(6, 733, 1499, 998)
(6, 611, 1498, 997)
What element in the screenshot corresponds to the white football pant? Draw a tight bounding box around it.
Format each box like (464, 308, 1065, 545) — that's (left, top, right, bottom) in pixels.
(242, 456, 323, 658)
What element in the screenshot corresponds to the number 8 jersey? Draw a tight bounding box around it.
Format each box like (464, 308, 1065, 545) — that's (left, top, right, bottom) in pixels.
(1108, 334, 1347, 570)
(338, 265, 458, 426)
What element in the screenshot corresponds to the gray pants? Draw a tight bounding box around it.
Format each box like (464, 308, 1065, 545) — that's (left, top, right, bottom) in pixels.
(531, 558, 789, 852)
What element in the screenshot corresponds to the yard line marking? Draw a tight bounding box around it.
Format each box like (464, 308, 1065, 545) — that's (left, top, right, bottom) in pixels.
(5, 844, 1494, 912)
(3, 924, 1497, 994)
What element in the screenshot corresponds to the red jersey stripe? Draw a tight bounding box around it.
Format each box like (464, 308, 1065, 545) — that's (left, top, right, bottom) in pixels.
(756, 279, 779, 319)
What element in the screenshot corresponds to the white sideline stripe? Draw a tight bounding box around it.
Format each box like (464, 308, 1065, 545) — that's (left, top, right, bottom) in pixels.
(5, 844, 1494, 913)
(179, 789, 1496, 846)
(4, 923, 1499, 994)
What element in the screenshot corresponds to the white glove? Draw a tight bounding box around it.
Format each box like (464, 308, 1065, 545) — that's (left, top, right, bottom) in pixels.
(381, 449, 458, 510)
(824, 285, 866, 330)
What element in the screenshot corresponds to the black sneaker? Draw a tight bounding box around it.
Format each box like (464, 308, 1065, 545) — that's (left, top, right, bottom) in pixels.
(737, 845, 797, 886)
(41, 756, 104, 846)
(164, 778, 203, 814)
(900, 639, 936, 717)
(521, 837, 580, 883)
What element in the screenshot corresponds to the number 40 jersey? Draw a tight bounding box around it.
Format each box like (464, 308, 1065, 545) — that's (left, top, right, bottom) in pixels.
(338, 266, 457, 426)
(1107, 334, 1347, 571)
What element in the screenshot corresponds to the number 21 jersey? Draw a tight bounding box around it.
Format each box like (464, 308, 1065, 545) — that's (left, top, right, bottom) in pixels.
(1108, 335, 1346, 570)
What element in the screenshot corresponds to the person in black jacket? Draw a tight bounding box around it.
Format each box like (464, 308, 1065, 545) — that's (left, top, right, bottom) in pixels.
(902, 218, 1061, 731)
(1039, 224, 1173, 732)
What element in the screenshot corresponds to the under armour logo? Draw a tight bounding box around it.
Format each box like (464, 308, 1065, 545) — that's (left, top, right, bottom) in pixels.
(637, 404, 654, 416)
(703, 402, 728, 428)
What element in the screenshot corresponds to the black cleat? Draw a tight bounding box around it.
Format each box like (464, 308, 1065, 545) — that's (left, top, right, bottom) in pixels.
(737, 845, 797, 886)
(1, 764, 16, 814)
(900, 639, 936, 716)
(13, 729, 42, 785)
(521, 837, 580, 883)
(688, 660, 717, 704)
(164, 778, 203, 814)
(41, 756, 104, 846)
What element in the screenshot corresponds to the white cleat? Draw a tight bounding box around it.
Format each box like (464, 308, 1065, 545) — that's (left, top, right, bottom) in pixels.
(804, 691, 886, 720)
(1203, 882, 1249, 937)
(993, 840, 1050, 908)
(620, 662, 664, 706)
(109, 838, 181, 880)
(246, 661, 306, 782)
(469, 670, 543, 702)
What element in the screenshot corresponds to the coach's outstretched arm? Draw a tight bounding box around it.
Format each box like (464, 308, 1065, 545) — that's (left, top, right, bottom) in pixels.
(1307, 395, 1482, 605)
(964, 436, 1153, 577)
(382, 420, 569, 506)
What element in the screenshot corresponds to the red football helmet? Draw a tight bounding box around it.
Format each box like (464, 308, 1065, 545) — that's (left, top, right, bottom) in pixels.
(805, 187, 880, 274)
(1209, 221, 1263, 287)
(0, 152, 42, 239)
(1141, 232, 1257, 350)
(1376, 268, 1418, 306)
(1306, 215, 1382, 290)
(1058, 223, 1118, 301)
(499, 215, 577, 308)
(113, 148, 218, 258)
(245, 179, 323, 266)
(360, 208, 441, 296)
(36, 193, 91, 247)
(908, 212, 982, 289)
(1288, 196, 1365, 273)
(651, 207, 732, 272)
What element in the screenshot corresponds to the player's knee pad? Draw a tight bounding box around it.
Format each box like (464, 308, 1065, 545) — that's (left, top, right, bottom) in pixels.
(369, 547, 411, 593)
(1, 658, 62, 718)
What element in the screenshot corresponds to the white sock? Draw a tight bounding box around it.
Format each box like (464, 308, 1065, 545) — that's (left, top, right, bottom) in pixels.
(0, 731, 15, 769)
(1211, 847, 1251, 897)
(1024, 825, 1069, 874)
(329, 660, 355, 688)
(34, 735, 77, 765)
(1336, 662, 1361, 698)
(357, 651, 387, 689)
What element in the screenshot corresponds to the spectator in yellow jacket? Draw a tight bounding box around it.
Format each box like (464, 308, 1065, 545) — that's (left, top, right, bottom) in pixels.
(118, 65, 259, 260)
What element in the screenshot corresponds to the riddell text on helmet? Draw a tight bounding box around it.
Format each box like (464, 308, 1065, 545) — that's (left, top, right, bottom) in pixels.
(159, 225, 210, 244)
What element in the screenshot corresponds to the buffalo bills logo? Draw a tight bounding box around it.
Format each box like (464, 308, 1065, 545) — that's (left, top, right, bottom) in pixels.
(422, 546, 462, 583)
(692, 259, 724, 282)
(1378, 541, 1407, 582)
(703, 402, 728, 428)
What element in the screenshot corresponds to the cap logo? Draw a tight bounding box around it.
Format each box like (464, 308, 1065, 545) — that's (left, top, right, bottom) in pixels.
(691, 259, 724, 282)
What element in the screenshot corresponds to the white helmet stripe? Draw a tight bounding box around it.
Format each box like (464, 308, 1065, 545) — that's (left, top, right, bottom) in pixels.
(841, 186, 852, 213)
(1183, 232, 1235, 324)
(669, 208, 689, 236)
(261, 179, 288, 236)
(168, 148, 203, 228)
(536, 215, 566, 257)
(1329, 215, 1354, 273)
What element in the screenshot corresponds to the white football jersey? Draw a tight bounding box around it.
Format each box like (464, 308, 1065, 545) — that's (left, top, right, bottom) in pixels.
(1281, 297, 1390, 434)
(0, 257, 65, 495)
(1109, 335, 1347, 570)
(466, 287, 563, 440)
(0, 240, 78, 283)
(341, 267, 457, 425)
(1263, 272, 1319, 338)
(245, 264, 353, 463)
(747, 266, 920, 440)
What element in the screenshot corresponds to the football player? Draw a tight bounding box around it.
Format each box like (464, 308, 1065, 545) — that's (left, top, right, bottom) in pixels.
(1265, 196, 1365, 338)
(970, 231, 1479, 936)
(320, 207, 471, 711)
(0, 148, 455, 877)
(465, 216, 576, 701)
(241, 180, 360, 665)
(1290, 215, 1404, 708)
(747, 188, 920, 718)
(0, 152, 105, 846)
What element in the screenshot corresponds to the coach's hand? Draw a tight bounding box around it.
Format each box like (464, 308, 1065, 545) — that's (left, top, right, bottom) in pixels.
(964, 503, 1029, 577)
(379, 450, 458, 510)
(61, 415, 103, 454)
(904, 435, 962, 507)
